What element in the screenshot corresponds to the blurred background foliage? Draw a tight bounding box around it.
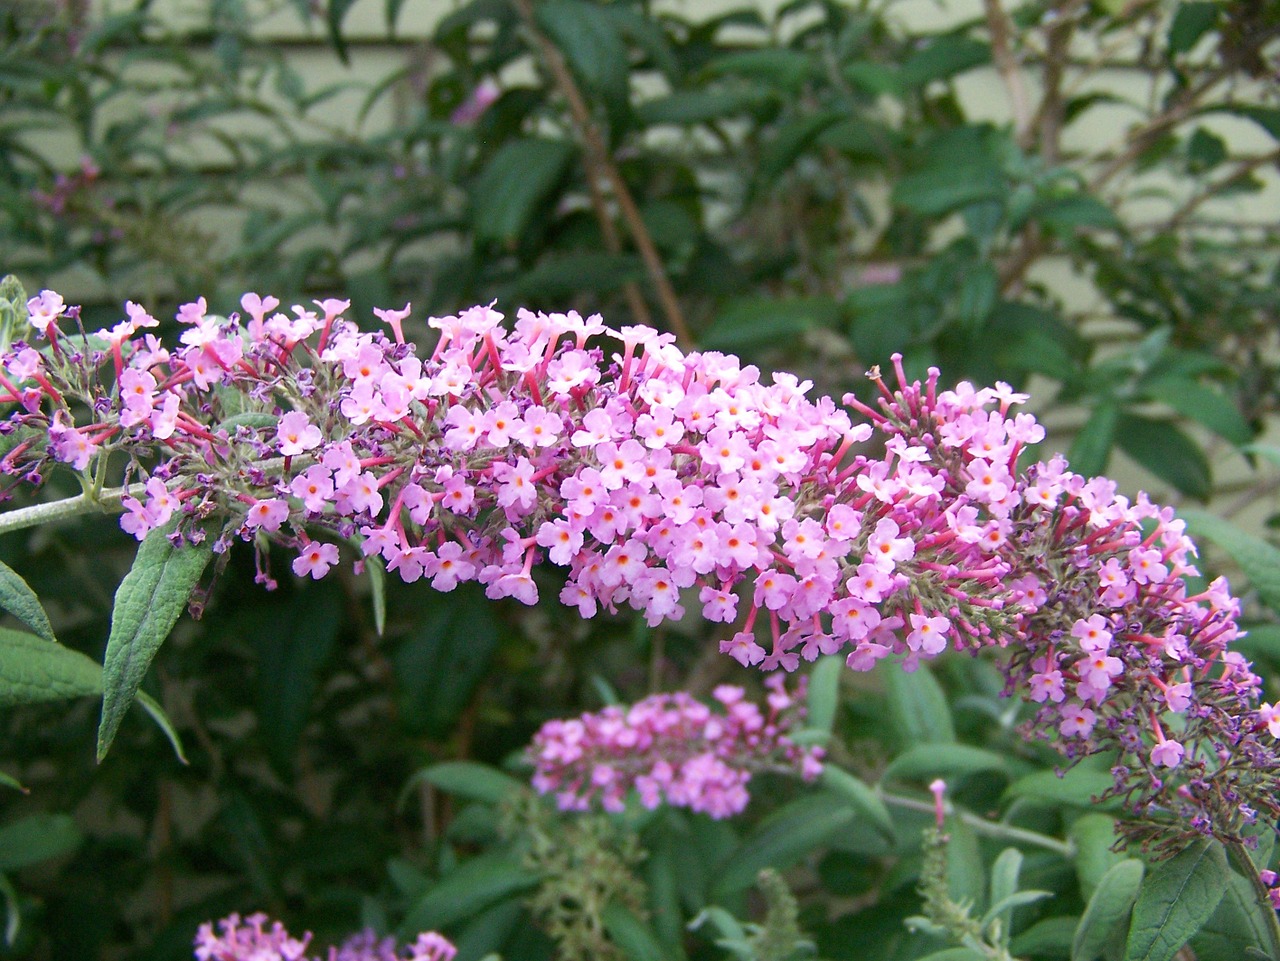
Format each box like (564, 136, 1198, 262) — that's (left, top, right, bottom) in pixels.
(1, 0, 1280, 958)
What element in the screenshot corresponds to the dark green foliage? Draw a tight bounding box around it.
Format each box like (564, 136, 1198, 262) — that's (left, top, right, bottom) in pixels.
(3, 1, 1280, 958)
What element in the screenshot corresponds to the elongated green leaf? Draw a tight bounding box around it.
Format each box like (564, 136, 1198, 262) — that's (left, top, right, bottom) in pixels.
(1179, 508, 1280, 616)
(821, 766, 895, 843)
(253, 582, 342, 776)
(1116, 414, 1211, 501)
(805, 655, 842, 736)
(1124, 839, 1228, 961)
(703, 297, 840, 351)
(366, 555, 386, 637)
(326, 0, 358, 63)
(472, 138, 576, 248)
(0, 559, 55, 643)
(1168, 2, 1219, 55)
(987, 847, 1022, 940)
(0, 627, 101, 706)
(636, 89, 775, 126)
(0, 771, 24, 792)
(915, 950, 985, 961)
(893, 165, 1003, 217)
(602, 903, 667, 961)
(712, 791, 856, 897)
(135, 691, 188, 765)
(1005, 767, 1119, 810)
(1069, 402, 1119, 478)
(883, 661, 955, 746)
(1142, 379, 1251, 446)
(1069, 814, 1126, 899)
(1074, 859, 1144, 961)
(753, 110, 847, 195)
(0, 813, 82, 872)
(945, 816, 984, 910)
(536, 0, 630, 130)
(1, 872, 17, 945)
(399, 854, 539, 935)
(703, 49, 814, 91)
(403, 761, 525, 807)
(882, 744, 1008, 786)
(97, 524, 212, 761)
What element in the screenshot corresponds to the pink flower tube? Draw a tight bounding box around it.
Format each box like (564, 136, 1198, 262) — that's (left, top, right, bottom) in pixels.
(3, 291, 1277, 845)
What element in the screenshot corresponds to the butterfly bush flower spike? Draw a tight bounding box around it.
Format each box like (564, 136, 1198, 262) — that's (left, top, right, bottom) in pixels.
(528, 678, 821, 818)
(0, 291, 1276, 847)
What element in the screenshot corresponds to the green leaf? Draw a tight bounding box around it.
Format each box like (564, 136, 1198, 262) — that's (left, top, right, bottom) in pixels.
(1168, 2, 1219, 55)
(1190, 868, 1275, 961)
(1004, 767, 1120, 810)
(1068, 402, 1119, 478)
(900, 35, 990, 88)
(988, 847, 1023, 935)
(135, 691, 188, 765)
(1069, 814, 1126, 899)
(804, 655, 842, 736)
(252, 582, 342, 776)
(325, 0, 359, 64)
(0, 627, 101, 707)
(1178, 508, 1280, 615)
(945, 815, 985, 910)
(981, 890, 1054, 935)
(914, 951, 986, 961)
(1123, 839, 1228, 961)
(820, 767, 895, 844)
(471, 138, 576, 248)
(403, 761, 525, 807)
(753, 110, 847, 195)
(393, 586, 500, 738)
(1, 872, 17, 946)
(893, 165, 1004, 218)
(1074, 859, 1145, 961)
(0, 558, 55, 643)
(505, 253, 645, 299)
(712, 791, 856, 897)
(0, 813, 82, 872)
(703, 297, 840, 350)
(1032, 195, 1120, 233)
(955, 264, 998, 331)
(601, 903, 667, 961)
(400, 854, 539, 935)
(0, 771, 24, 793)
(536, 0, 630, 129)
(97, 523, 212, 761)
(636, 89, 776, 126)
(1011, 916, 1079, 957)
(882, 744, 1008, 786)
(1115, 414, 1211, 500)
(366, 555, 387, 637)
(703, 49, 815, 91)
(1142, 378, 1252, 446)
(882, 661, 955, 746)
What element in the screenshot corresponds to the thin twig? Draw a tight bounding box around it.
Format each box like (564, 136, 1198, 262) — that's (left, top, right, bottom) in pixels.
(512, 0, 693, 347)
(879, 789, 1077, 857)
(982, 0, 1032, 147)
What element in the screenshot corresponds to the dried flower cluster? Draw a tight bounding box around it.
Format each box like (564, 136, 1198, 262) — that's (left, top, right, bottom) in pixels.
(529, 677, 821, 817)
(2, 290, 1277, 843)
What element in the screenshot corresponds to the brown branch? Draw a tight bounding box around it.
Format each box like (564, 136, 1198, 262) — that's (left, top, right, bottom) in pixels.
(1166, 147, 1280, 229)
(983, 0, 1033, 147)
(1087, 65, 1233, 192)
(513, 0, 693, 347)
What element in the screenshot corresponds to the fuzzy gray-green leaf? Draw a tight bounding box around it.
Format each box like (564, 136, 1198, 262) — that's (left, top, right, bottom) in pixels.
(97, 524, 211, 761)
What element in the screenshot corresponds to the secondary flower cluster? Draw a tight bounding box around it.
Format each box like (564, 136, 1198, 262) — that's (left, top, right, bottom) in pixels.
(528, 677, 821, 818)
(2, 288, 1278, 843)
(194, 913, 455, 961)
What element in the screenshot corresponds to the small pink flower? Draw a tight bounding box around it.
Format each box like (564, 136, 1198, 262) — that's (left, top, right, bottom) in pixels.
(292, 542, 339, 579)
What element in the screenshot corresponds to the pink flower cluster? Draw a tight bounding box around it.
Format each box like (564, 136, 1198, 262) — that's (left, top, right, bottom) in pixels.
(2, 288, 1277, 843)
(529, 678, 821, 818)
(194, 913, 455, 961)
